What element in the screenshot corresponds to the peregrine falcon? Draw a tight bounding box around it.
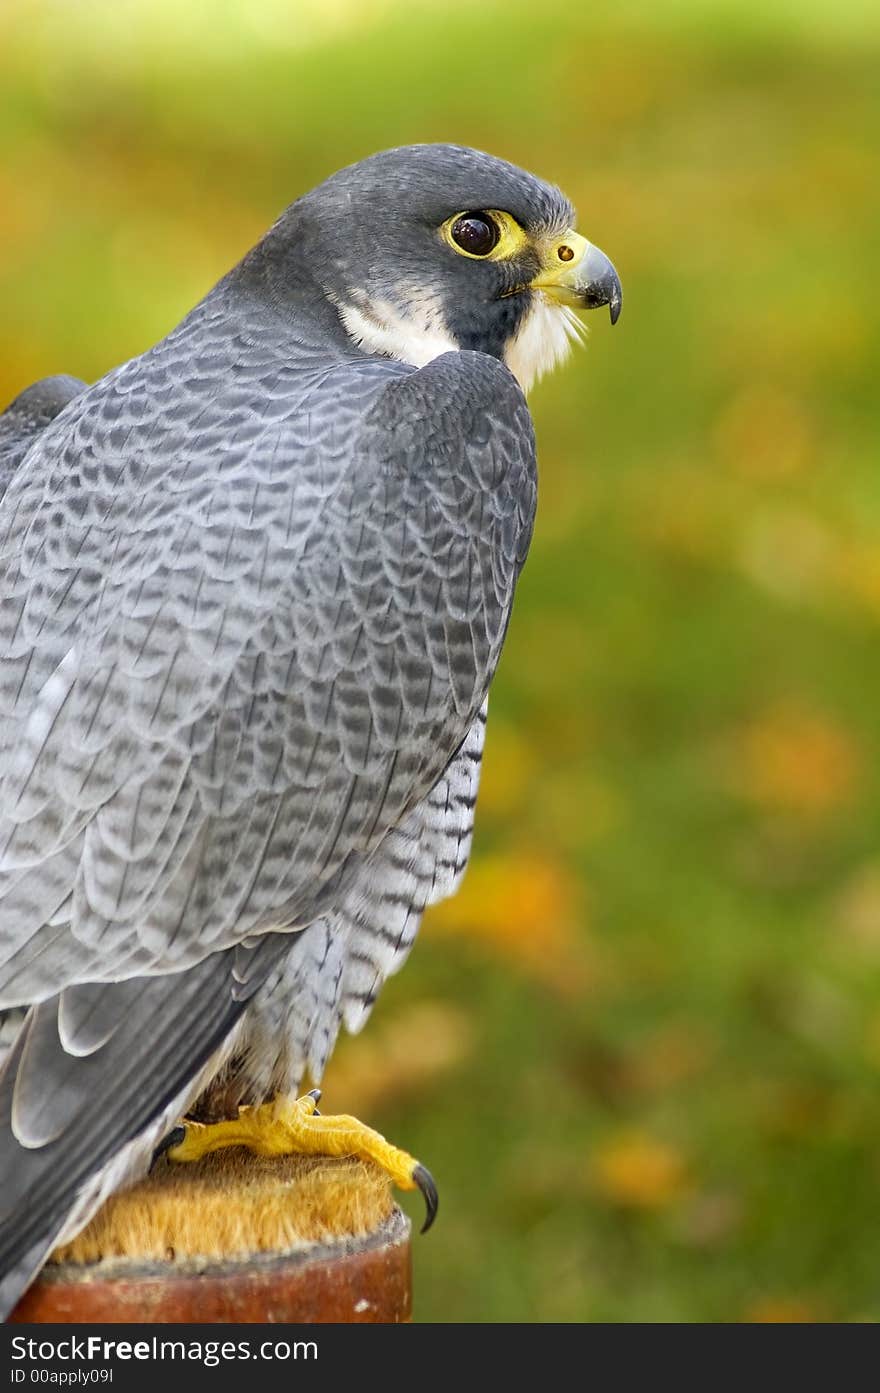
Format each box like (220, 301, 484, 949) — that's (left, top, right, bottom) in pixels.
(0, 144, 620, 1312)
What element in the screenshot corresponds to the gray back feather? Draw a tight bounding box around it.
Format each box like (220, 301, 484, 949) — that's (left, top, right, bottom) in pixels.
(0, 376, 85, 500)
(0, 295, 535, 1008)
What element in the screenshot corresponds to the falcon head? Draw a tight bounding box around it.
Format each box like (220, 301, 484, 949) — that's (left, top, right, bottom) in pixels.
(260, 144, 621, 393)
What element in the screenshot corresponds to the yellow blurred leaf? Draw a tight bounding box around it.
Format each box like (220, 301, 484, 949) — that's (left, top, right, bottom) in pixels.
(717, 702, 860, 818)
(831, 861, 880, 959)
(477, 721, 538, 819)
(738, 508, 834, 604)
(425, 851, 591, 996)
(320, 1001, 474, 1117)
(590, 1130, 689, 1211)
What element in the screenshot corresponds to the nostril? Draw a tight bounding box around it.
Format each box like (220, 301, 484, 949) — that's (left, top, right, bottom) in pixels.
(557, 244, 575, 262)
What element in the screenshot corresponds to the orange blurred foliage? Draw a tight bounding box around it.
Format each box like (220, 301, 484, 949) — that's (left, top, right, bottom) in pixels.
(425, 850, 592, 996)
(319, 1001, 474, 1117)
(745, 1296, 824, 1324)
(590, 1130, 689, 1211)
(716, 702, 861, 818)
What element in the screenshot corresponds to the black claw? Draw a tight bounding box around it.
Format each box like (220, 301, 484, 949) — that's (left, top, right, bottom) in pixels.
(413, 1163, 438, 1234)
(307, 1087, 322, 1115)
(152, 1124, 186, 1167)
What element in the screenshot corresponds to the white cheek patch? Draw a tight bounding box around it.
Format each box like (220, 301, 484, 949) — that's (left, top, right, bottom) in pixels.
(504, 294, 582, 394)
(335, 289, 459, 369)
(335, 286, 582, 395)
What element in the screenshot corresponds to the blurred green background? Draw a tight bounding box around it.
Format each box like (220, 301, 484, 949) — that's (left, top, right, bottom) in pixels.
(2, 0, 880, 1323)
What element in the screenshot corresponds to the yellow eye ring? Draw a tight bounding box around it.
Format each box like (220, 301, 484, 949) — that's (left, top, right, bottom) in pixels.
(441, 209, 529, 261)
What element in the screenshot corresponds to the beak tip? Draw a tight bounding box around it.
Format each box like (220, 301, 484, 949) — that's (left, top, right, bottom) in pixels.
(578, 243, 622, 326)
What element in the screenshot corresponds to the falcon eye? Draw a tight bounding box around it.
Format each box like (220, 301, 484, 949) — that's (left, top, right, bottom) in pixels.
(441, 208, 526, 261)
(450, 214, 500, 258)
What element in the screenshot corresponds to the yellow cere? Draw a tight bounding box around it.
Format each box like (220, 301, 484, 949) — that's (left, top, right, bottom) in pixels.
(530, 229, 591, 302)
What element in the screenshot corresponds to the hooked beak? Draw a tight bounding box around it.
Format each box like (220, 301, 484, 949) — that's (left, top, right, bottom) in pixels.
(531, 231, 622, 325)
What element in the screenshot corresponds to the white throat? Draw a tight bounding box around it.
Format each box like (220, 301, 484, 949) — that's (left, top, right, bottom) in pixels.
(503, 294, 579, 394)
(335, 288, 579, 395)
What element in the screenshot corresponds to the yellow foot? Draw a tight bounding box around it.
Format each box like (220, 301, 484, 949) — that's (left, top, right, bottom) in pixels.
(164, 1089, 438, 1232)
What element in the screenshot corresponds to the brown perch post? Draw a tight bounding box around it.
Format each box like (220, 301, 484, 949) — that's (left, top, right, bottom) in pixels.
(9, 1151, 412, 1323)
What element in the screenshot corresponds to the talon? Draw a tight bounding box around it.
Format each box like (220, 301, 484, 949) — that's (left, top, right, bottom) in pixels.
(152, 1125, 186, 1166)
(413, 1162, 438, 1233)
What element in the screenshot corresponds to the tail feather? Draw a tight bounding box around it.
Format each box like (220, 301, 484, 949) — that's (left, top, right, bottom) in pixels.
(0, 937, 287, 1316)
